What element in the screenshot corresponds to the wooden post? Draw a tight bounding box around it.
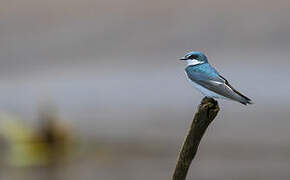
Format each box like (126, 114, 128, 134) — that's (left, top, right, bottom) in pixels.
(172, 97, 219, 180)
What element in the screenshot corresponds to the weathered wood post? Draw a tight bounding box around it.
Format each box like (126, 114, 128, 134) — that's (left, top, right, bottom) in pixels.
(172, 97, 219, 180)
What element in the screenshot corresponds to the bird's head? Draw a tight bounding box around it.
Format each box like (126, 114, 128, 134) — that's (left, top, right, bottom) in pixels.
(179, 51, 208, 65)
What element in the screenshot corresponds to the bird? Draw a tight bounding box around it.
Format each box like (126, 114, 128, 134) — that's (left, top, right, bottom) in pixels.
(179, 51, 253, 105)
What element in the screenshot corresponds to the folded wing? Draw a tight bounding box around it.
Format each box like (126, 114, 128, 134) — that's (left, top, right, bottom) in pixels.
(186, 66, 252, 105)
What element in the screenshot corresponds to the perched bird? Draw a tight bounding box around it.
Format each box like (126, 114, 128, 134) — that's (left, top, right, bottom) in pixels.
(179, 51, 253, 105)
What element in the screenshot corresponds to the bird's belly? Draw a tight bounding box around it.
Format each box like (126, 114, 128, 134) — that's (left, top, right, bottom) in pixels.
(187, 79, 226, 99)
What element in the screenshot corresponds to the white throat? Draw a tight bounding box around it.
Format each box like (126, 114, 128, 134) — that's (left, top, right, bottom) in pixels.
(186, 59, 203, 66)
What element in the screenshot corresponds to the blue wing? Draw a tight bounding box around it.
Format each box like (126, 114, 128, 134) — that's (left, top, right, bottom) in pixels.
(185, 64, 252, 105)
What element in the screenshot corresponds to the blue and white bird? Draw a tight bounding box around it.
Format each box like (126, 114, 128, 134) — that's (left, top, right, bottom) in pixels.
(180, 51, 253, 105)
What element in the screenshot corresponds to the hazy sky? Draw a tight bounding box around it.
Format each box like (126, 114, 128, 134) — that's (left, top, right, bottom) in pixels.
(1, 0, 290, 72)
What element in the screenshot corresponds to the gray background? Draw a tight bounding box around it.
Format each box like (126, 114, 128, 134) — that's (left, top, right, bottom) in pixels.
(0, 0, 290, 179)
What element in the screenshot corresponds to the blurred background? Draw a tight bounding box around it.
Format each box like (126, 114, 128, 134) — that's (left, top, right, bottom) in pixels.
(0, 0, 290, 179)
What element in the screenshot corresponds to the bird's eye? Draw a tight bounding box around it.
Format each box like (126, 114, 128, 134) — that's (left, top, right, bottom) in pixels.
(188, 55, 198, 59)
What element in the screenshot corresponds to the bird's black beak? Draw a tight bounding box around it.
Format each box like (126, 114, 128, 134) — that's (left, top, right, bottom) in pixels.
(179, 57, 187, 60)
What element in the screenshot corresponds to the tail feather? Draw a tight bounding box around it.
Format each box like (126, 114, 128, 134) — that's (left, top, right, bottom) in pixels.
(239, 97, 253, 105)
(234, 90, 253, 105)
(219, 75, 253, 105)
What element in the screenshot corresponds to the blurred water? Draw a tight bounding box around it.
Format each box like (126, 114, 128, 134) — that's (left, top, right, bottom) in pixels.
(0, 58, 289, 142)
(0, 141, 290, 180)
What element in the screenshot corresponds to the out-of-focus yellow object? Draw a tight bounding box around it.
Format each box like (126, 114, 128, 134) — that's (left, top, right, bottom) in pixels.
(0, 111, 72, 167)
